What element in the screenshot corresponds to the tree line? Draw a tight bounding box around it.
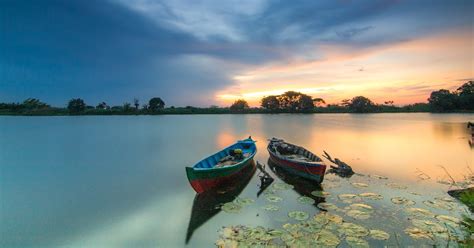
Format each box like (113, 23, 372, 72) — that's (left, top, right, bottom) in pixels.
(0, 81, 472, 115)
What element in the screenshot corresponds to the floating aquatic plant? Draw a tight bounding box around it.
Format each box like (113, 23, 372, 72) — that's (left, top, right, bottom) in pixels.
(339, 223, 369, 237)
(345, 236, 369, 248)
(297, 196, 315, 205)
(311, 190, 330, 197)
(272, 182, 293, 190)
(338, 194, 359, 202)
(391, 197, 415, 205)
(406, 207, 435, 218)
(411, 219, 447, 233)
(314, 229, 340, 247)
(359, 192, 383, 200)
(262, 204, 279, 211)
(317, 202, 339, 211)
(404, 227, 433, 240)
(423, 199, 454, 210)
(369, 174, 388, 180)
(369, 229, 390, 240)
(346, 204, 374, 220)
(234, 197, 254, 206)
(265, 194, 283, 203)
(386, 183, 408, 189)
(351, 182, 369, 188)
(288, 211, 309, 221)
(221, 202, 242, 213)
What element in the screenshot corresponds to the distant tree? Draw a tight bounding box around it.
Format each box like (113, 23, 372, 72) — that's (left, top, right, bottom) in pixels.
(428, 89, 458, 112)
(123, 102, 132, 112)
(348, 96, 377, 113)
(384, 100, 394, 105)
(341, 99, 351, 107)
(277, 91, 314, 111)
(133, 98, 140, 110)
(261, 95, 280, 110)
(230, 99, 249, 111)
(148, 97, 165, 112)
(22, 98, 49, 109)
(209, 105, 219, 109)
(312, 98, 326, 107)
(142, 104, 149, 110)
(67, 98, 86, 113)
(96, 102, 109, 110)
(456, 81, 474, 110)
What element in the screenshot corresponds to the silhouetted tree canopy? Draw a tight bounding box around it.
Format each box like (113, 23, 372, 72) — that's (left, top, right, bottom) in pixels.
(67, 98, 86, 113)
(133, 98, 140, 110)
(348, 96, 377, 113)
(148, 97, 165, 111)
(230, 99, 249, 111)
(22, 98, 49, 109)
(261, 95, 280, 110)
(312, 98, 326, 107)
(277, 91, 314, 111)
(96, 102, 109, 110)
(457, 81, 474, 110)
(428, 89, 458, 112)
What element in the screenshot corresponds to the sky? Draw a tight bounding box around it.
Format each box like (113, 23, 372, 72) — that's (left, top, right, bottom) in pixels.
(0, 0, 473, 107)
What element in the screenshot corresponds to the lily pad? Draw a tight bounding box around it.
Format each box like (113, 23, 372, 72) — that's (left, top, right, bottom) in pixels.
(314, 229, 340, 247)
(346, 210, 371, 220)
(369, 229, 390, 240)
(386, 183, 407, 189)
(288, 211, 309, 221)
(345, 236, 369, 248)
(311, 190, 330, 197)
(338, 194, 359, 202)
(435, 215, 461, 228)
(265, 194, 283, 203)
(351, 182, 369, 188)
(412, 219, 446, 233)
(297, 196, 315, 205)
(369, 174, 388, 180)
(359, 192, 383, 200)
(272, 182, 294, 190)
(405, 227, 433, 239)
(234, 197, 255, 206)
(317, 202, 339, 211)
(406, 208, 434, 218)
(262, 204, 279, 211)
(391, 197, 415, 206)
(221, 202, 242, 213)
(349, 203, 374, 212)
(423, 200, 453, 210)
(340, 223, 369, 237)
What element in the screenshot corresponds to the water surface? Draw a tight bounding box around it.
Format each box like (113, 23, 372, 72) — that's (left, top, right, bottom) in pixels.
(0, 113, 472, 247)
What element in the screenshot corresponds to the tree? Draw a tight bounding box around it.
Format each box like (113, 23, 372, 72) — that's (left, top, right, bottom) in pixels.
(230, 99, 249, 111)
(22, 98, 49, 109)
(312, 98, 326, 107)
(67, 98, 86, 113)
(348, 96, 376, 113)
(261, 95, 280, 110)
(148, 97, 165, 112)
(457, 81, 474, 110)
(276, 91, 314, 111)
(428, 89, 458, 112)
(96, 102, 109, 110)
(123, 102, 132, 112)
(133, 98, 140, 110)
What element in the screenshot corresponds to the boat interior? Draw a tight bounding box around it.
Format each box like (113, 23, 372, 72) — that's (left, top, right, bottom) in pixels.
(195, 141, 255, 169)
(269, 141, 322, 163)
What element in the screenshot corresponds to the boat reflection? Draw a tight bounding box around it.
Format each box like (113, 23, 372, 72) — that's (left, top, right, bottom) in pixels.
(185, 160, 256, 244)
(267, 159, 325, 208)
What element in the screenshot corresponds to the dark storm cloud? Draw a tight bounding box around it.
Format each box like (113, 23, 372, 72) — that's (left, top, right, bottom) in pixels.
(0, 0, 472, 106)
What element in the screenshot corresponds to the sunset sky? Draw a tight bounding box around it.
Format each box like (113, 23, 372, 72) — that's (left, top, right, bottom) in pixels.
(1, 0, 473, 107)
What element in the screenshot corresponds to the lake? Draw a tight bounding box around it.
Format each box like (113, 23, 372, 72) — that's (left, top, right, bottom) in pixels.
(0, 113, 473, 247)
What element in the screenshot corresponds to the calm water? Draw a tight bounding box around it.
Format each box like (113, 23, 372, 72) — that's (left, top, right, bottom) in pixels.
(0, 113, 473, 247)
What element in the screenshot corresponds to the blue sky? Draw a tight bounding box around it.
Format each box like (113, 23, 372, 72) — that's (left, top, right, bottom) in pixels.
(0, 0, 472, 107)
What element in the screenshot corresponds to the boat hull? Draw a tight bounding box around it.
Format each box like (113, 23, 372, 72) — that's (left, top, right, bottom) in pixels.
(268, 155, 325, 183)
(186, 158, 255, 193)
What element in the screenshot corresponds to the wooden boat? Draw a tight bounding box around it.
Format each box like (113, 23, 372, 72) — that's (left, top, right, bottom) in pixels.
(267, 138, 326, 183)
(185, 162, 256, 243)
(186, 137, 257, 193)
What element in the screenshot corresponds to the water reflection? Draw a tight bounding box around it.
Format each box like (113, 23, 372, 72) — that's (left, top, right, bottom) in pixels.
(267, 159, 325, 208)
(185, 161, 256, 244)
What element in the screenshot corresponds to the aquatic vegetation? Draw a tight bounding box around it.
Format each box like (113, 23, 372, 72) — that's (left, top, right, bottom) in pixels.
(262, 204, 279, 211)
(351, 182, 369, 188)
(221, 202, 242, 213)
(265, 194, 283, 203)
(339, 223, 369, 237)
(297, 196, 315, 205)
(369, 229, 390, 240)
(234, 197, 255, 206)
(288, 211, 309, 221)
(411, 219, 447, 233)
(314, 229, 340, 247)
(404, 227, 433, 240)
(406, 207, 435, 218)
(369, 174, 388, 180)
(359, 192, 383, 200)
(317, 202, 339, 211)
(435, 215, 461, 228)
(311, 190, 330, 197)
(345, 204, 374, 220)
(391, 197, 415, 205)
(385, 183, 407, 189)
(338, 193, 359, 203)
(345, 236, 369, 248)
(423, 199, 454, 210)
(272, 182, 293, 190)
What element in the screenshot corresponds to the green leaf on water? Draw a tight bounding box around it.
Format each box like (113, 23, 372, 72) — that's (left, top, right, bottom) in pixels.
(262, 204, 280, 211)
(406, 207, 435, 218)
(359, 192, 383, 200)
(288, 211, 309, 221)
(386, 183, 407, 189)
(422, 199, 454, 210)
(311, 190, 330, 197)
(404, 227, 433, 240)
(221, 202, 242, 213)
(369, 174, 388, 180)
(234, 197, 255, 206)
(369, 229, 390, 240)
(297, 196, 315, 205)
(315, 229, 340, 247)
(339, 223, 369, 237)
(345, 236, 369, 248)
(272, 182, 294, 190)
(338, 194, 359, 202)
(265, 194, 283, 203)
(317, 202, 339, 211)
(391, 197, 415, 206)
(351, 182, 369, 188)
